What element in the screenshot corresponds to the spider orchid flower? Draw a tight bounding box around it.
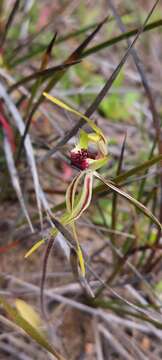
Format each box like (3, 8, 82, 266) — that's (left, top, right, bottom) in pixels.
(25, 93, 161, 279)
(25, 94, 108, 275)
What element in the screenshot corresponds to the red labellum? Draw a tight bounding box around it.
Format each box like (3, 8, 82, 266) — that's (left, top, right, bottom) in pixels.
(70, 148, 96, 170)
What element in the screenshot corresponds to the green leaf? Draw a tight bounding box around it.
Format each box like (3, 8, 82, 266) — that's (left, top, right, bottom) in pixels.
(148, 228, 157, 245)
(155, 280, 162, 293)
(82, 19, 162, 58)
(100, 91, 139, 121)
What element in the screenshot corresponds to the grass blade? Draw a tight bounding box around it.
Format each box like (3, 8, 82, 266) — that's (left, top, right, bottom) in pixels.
(9, 61, 79, 92)
(3, 136, 34, 232)
(137, 141, 156, 201)
(0, 83, 43, 228)
(82, 18, 162, 57)
(9, 18, 162, 67)
(111, 134, 127, 255)
(0, 0, 20, 47)
(17, 17, 108, 162)
(107, 0, 162, 248)
(40, 236, 56, 318)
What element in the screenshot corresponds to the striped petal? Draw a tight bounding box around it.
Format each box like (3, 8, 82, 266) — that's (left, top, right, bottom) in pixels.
(71, 171, 93, 221)
(66, 171, 86, 213)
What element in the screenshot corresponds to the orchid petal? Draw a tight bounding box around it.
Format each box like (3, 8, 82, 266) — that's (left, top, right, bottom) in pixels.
(66, 171, 86, 213)
(95, 172, 162, 230)
(70, 171, 93, 221)
(89, 157, 108, 170)
(79, 129, 89, 149)
(25, 239, 45, 258)
(43, 92, 106, 142)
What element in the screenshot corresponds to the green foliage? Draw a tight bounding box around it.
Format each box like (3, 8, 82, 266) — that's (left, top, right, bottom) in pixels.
(155, 280, 162, 293)
(92, 199, 112, 227)
(99, 71, 139, 120)
(100, 91, 139, 120)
